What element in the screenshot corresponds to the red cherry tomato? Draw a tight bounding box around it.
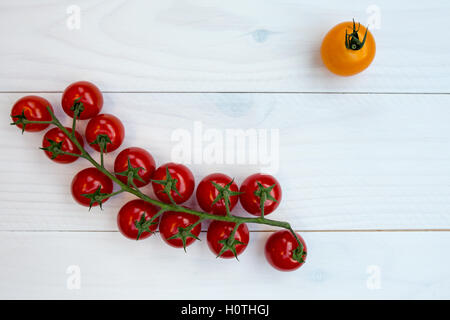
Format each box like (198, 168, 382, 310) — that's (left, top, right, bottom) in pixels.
(265, 230, 307, 272)
(151, 163, 195, 204)
(85, 114, 125, 152)
(159, 211, 201, 249)
(42, 127, 84, 164)
(71, 167, 113, 207)
(117, 199, 160, 240)
(239, 173, 282, 216)
(196, 173, 239, 216)
(114, 147, 156, 187)
(207, 221, 249, 259)
(62, 81, 103, 120)
(10, 96, 54, 132)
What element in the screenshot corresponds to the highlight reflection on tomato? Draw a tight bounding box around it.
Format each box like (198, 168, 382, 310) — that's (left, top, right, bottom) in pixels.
(207, 221, 249, 259)
(321, 20, 376, 76)
(71, 167, 113, 207)
(151, 163, 195, 204)
(159, 211, 201, 249)
(85, 113, 125, 152)
(196, 173, 239, 216)
(10, 96, 54, 132)
(117, 199, 160, 240)
(265, 230, 307, 271)
(239, 173, 282, 216)
(62, 81, 103, 119)
(42, 127, 84, 164)
(114, 147, 156, 187)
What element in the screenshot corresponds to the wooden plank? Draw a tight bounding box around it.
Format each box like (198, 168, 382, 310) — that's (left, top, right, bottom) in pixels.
(0, 231, 449, 299)
(2, 92, 450, 231)
(0, 0, 449, 92)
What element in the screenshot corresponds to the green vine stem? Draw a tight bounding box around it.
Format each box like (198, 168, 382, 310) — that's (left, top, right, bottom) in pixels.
(17, 106, 306, 262)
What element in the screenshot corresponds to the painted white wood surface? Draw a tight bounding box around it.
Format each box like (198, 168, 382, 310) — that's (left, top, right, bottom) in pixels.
(1, 0, 450, 300)
(2, 93, 450, 231)
(0, 231, 449, 299)
(1, 0, 449, 93)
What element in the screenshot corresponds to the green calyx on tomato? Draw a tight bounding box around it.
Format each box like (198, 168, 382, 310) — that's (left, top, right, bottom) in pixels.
(159, 211, 201, 250)
(42, 127, 84, 164)
(254, 182, 278, 218)
(115, 157, 146, 187)
(292, 246, 307, 264)
(210, 179, 242, 216)
(10, 110, 29, 134)
(134, 213, 160, 240)
(10, 97, 54, 133)
(167, 225, 201, 252)
(89, 134, 111, 154)
(82, 185, 111, 210)
(215, 222, 247, 260)
(40, 139, 64, 159)
(10, 109, 53, 134)
(217, 237, 246, 260)
(345, 19, 368, 50)
(70, 97, 85, 118)
(89, 134, 111, 167)
(207, 221, 249, 260)
(151, 166, 182, 204)
(62, 81, 103, 120)
(264, 230, 307, 271)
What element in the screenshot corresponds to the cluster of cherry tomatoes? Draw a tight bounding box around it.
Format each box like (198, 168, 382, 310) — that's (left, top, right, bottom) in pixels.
(7, 19, 379, 273)
(10, 81, 307, 272)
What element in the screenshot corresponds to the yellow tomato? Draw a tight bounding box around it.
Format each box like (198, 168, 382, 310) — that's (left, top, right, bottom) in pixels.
(321, 20, 376, 76)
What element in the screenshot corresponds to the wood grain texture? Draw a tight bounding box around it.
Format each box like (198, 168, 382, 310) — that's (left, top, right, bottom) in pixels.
(0, 0, 449, 92)
(2, 92, 450, 231)
(0, 231, 448, 299)
(1, 0, 450, 300)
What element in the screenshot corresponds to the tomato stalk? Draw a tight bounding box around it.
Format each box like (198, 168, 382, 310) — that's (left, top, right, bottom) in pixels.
(10, 110, 53, 134)
(70, 98, 84, 137)
(135, 208, 165, 240)
(210, 179, 241, 217)
(167, 224, 201, 253)
(151, 166, 182, 205)
(254, 182, 278, 218)
(217, 222, 244, 260)
(345, 19, 368, 50)
(20, 106, 306, 261)
(89, 134, 111, 168)
(40, 139, 84, 160)
(115, 158, 146, 187)
(190, 218, 204, 229)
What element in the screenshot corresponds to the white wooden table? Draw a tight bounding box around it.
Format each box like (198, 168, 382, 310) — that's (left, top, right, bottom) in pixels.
(1, 0, 449, 299)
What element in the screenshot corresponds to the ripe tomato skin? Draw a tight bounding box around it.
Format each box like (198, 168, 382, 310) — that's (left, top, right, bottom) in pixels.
(71, 167, 113, 207)
(196, 173, 239, 216)
(117, 199, 160, 240)
(62, 81, 103, 120)
(85, 114, 125, 152)
(321, 21, 376, 76)
(151, 163, 195, 204)
(207, 221, 249, 259)
(239, 173, 282, 216)
(114, 147, 156, 187)
(159, 211, 201, 248)
(42, 127, 84, 164)
(265, 230, 307, 272)
(10, 96, 54, 132)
